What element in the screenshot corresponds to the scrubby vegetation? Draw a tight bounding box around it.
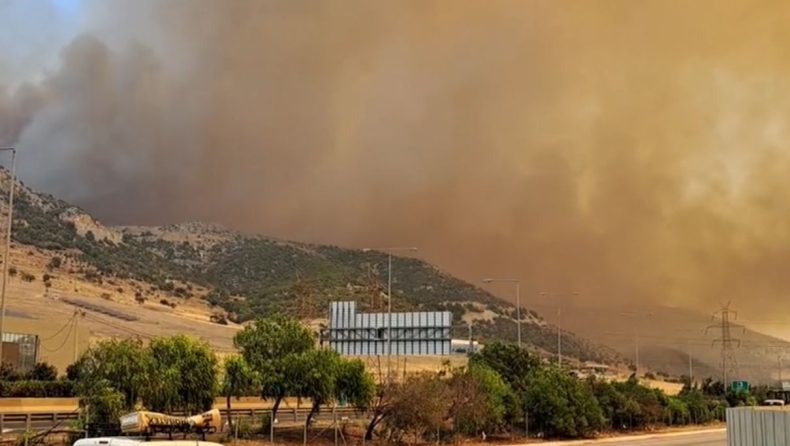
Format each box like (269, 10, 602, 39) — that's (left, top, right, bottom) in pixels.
(1, 175, 618, 363)
(53, 317, 755, 443)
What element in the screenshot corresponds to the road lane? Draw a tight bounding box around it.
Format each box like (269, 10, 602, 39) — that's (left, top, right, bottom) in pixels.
(619, 430, 725, 446)
(541, 429, 726, 446)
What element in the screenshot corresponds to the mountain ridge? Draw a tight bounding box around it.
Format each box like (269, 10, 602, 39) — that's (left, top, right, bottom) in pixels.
(0, 168, 623, 365)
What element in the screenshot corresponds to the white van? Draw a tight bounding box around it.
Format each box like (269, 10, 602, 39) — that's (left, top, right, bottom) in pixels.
(74, 438, 224, 446)
(763, 399, 785, 406)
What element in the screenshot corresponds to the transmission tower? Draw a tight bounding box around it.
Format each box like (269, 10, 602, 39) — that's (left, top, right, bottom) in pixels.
(706, 301, 742, 386)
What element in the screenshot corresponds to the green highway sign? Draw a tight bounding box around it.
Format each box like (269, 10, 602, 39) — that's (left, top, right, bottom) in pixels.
(731, 380, 749, 391)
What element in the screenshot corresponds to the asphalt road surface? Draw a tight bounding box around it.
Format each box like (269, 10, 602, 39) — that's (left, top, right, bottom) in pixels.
(620, 430, 724, 445)
(543, 429, 726, 446)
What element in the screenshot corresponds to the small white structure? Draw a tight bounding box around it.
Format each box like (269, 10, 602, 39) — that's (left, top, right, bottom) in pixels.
(451, 338, 480, 354)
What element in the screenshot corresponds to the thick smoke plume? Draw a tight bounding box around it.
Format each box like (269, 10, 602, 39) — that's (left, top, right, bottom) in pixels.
(3, 0, 790, 318)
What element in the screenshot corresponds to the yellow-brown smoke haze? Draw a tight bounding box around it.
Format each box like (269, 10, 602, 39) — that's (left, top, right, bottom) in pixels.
(4, 0, 790, 321)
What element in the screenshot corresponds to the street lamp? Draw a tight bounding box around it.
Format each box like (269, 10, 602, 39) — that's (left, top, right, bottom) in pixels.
(620, 311, 653, 373)
(540, 291, 579, 367)
(361, 246, 418, 379)
(483, 278, 521, 348)
(675, 328, 699, 384)
(0, 147, 16, 365)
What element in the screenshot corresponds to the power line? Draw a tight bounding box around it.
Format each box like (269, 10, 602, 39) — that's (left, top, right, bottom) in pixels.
(39, 318, 74, 353)
(39, 313, 76, 342)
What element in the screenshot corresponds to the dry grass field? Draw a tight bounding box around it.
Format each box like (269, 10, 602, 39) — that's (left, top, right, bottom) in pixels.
(3, 243, 242, 351)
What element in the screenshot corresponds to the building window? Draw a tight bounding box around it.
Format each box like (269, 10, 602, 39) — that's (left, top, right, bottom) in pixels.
(2, 332, 38, 371)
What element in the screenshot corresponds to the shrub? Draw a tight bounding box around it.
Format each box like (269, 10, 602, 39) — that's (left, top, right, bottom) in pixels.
(47, 256, 62, 269)
(525, 367, 604, 438)
(8, 266, 16, 276)
(20, 272, 35, 282)
(0, 380, 75, 397)
(26, 362, 57, 381)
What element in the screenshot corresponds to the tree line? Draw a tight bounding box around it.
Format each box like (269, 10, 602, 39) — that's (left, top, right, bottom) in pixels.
(1, 316, 765, 443)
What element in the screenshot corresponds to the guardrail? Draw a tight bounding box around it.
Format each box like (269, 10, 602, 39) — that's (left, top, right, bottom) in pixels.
(0, 407, 364, 432)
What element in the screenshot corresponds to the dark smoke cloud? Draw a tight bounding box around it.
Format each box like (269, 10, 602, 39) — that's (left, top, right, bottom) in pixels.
(4, 0, 790, 320)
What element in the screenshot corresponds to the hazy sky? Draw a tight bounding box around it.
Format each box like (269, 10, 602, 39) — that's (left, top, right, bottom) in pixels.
(5, 1, 790, 338)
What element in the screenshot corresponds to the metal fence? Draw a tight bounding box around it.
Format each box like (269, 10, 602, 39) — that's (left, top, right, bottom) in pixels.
(0, 407, 364, 433)
(727, 407, 790, 446)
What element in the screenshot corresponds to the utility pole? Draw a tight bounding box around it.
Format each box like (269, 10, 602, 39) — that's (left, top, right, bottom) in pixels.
(484, 279, 521, 348)
(541, 291, 578, 366)
(707, 301, 742, 386)
(675, 329, 697, 384)
(620, 311, 652, 373)
(468, 323, 473, 353)
(0, 147, 16, 365)
(362, 247, 417, 381)
(73, 311, 82, 362)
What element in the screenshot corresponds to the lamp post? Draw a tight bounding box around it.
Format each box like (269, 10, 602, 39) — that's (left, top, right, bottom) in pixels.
(620, 311, 653, 373)
(483, 278, 521, 348)
(362, 246, 418, 379)
(675, 328, 699, 384)
(0, 147, 16, 365)
(540, 291, 578, 367)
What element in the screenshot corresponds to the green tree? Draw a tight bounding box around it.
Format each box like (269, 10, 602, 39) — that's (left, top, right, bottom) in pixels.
(448, 363, 516, 436)
(677, 387, 712, 424)
(387, 372, 452, 444)
(468, 342, 540, 394)
(612, 376, 664, 429)
(525, 367, 604, 438)
(234, 316, 315, 420)
(291, 349, 341, 427)
(221, 355, 259, 430)
(72, 338, 151, 422)
(587, 376, 630, 430)
(335, 358, 375, 412)
(144, 335, 218, 414)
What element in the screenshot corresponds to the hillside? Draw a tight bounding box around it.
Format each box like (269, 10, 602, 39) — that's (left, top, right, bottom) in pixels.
(0, 169, 621, 365)
(536, 303, 790, 383)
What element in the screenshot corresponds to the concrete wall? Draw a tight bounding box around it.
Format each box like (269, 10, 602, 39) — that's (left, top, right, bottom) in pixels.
(727, 407, 790, 446)
(4, 315, 91, 374)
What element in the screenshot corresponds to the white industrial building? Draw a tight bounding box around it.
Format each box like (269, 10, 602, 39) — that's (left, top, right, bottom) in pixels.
(328, 301, 452, 356)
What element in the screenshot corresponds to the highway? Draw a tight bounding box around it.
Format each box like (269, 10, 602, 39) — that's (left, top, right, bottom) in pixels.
(541, 429, 726, 446)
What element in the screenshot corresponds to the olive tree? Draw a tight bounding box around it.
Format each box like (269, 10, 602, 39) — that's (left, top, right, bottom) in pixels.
(291, 349, 341, 427)
(233, 316, 315, 420)
(72, 338, 152, 422)
(144, 334, 218, 414)
(221, 354, 259, 429)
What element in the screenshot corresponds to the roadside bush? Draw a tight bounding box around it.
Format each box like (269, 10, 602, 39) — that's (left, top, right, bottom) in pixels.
(449, 363, 517, 435)
(0, 380, 75, 397)
(387, 372, 452, 444)
(25, 362, 57, 381)
(524, 366, 604, 438)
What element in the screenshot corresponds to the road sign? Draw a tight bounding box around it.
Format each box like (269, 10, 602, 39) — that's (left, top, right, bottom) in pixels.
(731, 380, 750, 391)
(338, 393, 347, 407)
